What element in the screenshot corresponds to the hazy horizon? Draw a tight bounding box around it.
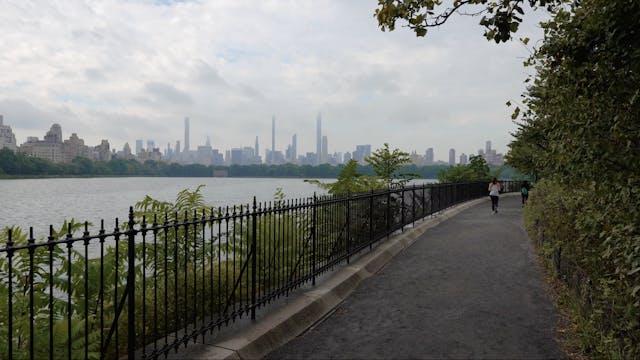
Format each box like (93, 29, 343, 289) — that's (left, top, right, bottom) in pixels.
(0, 0, 549, 162)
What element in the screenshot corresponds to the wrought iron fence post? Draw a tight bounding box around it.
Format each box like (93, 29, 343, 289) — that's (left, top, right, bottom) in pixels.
(369, 189, 374, 250)
(251, 197, 257, 320)
(401, 186, 405, 232)
(127, 207, 136, 360)
(7, 229, 14, 360)
(412, 187, 416, 227)
(312, 192, 317, 286)
(386, 188, 391, 238)
(346, 194, 350, 264)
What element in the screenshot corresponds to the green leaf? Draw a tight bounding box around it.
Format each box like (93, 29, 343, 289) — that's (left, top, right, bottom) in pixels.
(511, 107, 521, 120)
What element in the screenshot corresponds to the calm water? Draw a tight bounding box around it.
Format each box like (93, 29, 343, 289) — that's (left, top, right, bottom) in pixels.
(0, 177, 323, 235)
(0, 177, 437, 237)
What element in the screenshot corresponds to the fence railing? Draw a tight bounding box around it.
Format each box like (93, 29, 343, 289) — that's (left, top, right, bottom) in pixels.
(0, 180, 521, 359)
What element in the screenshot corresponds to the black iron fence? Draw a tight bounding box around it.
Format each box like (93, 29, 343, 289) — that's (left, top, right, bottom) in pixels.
(0, 180, 521, 359)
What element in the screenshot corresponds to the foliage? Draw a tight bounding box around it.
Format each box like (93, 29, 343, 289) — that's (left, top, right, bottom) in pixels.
(438, 155, 490, 182)
(365, 143, 415, 187)
(377, 0, 640, 355)
(0, 221, 103, 359)
(524, 180, 639, 358)
(0, 187, 229, 359)
(375, 0, 566, 42)
(0, 185, 338, 358)
(507, 1, 640, 356)
(305, 160, 385, 196)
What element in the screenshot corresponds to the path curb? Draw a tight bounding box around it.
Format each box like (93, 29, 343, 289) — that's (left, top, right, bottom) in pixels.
(196, 196, 505, 359)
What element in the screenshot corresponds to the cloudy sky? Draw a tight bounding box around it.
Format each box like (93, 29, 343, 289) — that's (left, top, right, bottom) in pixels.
(0, 0, 547, 161)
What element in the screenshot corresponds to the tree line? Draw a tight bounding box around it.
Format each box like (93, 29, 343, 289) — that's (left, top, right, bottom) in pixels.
(0, 147, 516, 179)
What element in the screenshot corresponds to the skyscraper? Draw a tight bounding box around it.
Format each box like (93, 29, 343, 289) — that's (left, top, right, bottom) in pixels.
(291, 134, 297, 163)
(353, 144, 371, 164)
(271, 115, 276, 164)
(255, 136, 259, 162)
(316, 112, 322, 165)
(135, 139, 143, 155)
(184, 117, 190, 152)
(321, 135, 328, 164)
(449, 148, 456, 165)
(147, 139, 155, 151)
(425, 148, 434, 165)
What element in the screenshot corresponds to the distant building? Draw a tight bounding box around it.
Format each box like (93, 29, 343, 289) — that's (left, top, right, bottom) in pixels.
(316, 112, 322, 165)
(353, 144, 371, 164)
(459, 153, 468, 165)
(19, 124, 87, 163)
(321, 135, 328, 164)
(146, 140, 155, 152)
(93, 140, 112, 162)
(289, 134, 297, 163)
(196, 144, 213, 165)
(255, 136, 259, 162)
(243, 146, 260, 165)
(410, 150, 423, 166)
(117, 142, 134, 160)
(61, 133, 92, 163)
(334, 152, 343, 165)
(299, 152, 317, 165)
(212, 149, 224, 165)
(230, 148, 243, 165)
(19, 124, 112, 163)
(0, 115, 17, 151)
(448, 148, 456, 165)
(425, 148, 434, 165)
(184, 117, 190, 152)
(479, 140, 504, 166)
(135, 139, 143, 155)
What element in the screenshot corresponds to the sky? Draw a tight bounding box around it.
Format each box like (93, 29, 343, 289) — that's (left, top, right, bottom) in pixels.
(0, 0, 548, 162)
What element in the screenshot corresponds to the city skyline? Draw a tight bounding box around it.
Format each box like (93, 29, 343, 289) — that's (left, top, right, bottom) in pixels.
(0, 115, 506, 165)
(0, 1, 548, 159)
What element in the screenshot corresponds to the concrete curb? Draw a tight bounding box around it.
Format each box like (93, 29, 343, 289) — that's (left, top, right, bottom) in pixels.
(196, 195, 509, 359)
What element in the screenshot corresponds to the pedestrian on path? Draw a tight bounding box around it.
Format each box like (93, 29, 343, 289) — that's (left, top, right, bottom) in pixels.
(488, 177, 501, 214)
(521, 181, 530, 207)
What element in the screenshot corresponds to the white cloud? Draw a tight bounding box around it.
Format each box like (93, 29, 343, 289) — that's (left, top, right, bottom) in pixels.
(0, 0, 547, 160)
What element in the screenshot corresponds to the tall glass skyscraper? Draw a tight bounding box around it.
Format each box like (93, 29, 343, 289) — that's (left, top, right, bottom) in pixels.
(316, 112, 322, 165)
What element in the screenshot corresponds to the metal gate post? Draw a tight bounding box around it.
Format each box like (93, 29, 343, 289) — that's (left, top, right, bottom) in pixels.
(127, 207, 136, 360)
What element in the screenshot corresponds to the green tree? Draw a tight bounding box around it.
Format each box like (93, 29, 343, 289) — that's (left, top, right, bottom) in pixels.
(305, 160, 384, 195)
(377, 1, 640, 355)
(365, 143, 414, 187)
(438, 155, 490, 182)
(375, 0, 566, 42)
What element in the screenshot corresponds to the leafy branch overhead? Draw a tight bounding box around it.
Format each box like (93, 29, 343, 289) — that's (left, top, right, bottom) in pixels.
(375, 0, 566, 42)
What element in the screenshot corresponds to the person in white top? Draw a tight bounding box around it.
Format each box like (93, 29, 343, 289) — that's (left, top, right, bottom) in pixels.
(488, 177, 501, 214)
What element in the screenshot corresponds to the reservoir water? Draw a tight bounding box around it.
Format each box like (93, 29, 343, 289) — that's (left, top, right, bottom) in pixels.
(0, 177, 321, 235)
(0, 177, 437, 238)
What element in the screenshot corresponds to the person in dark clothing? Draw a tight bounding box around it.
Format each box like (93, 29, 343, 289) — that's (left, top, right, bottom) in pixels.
(521, 181, 530, 206)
